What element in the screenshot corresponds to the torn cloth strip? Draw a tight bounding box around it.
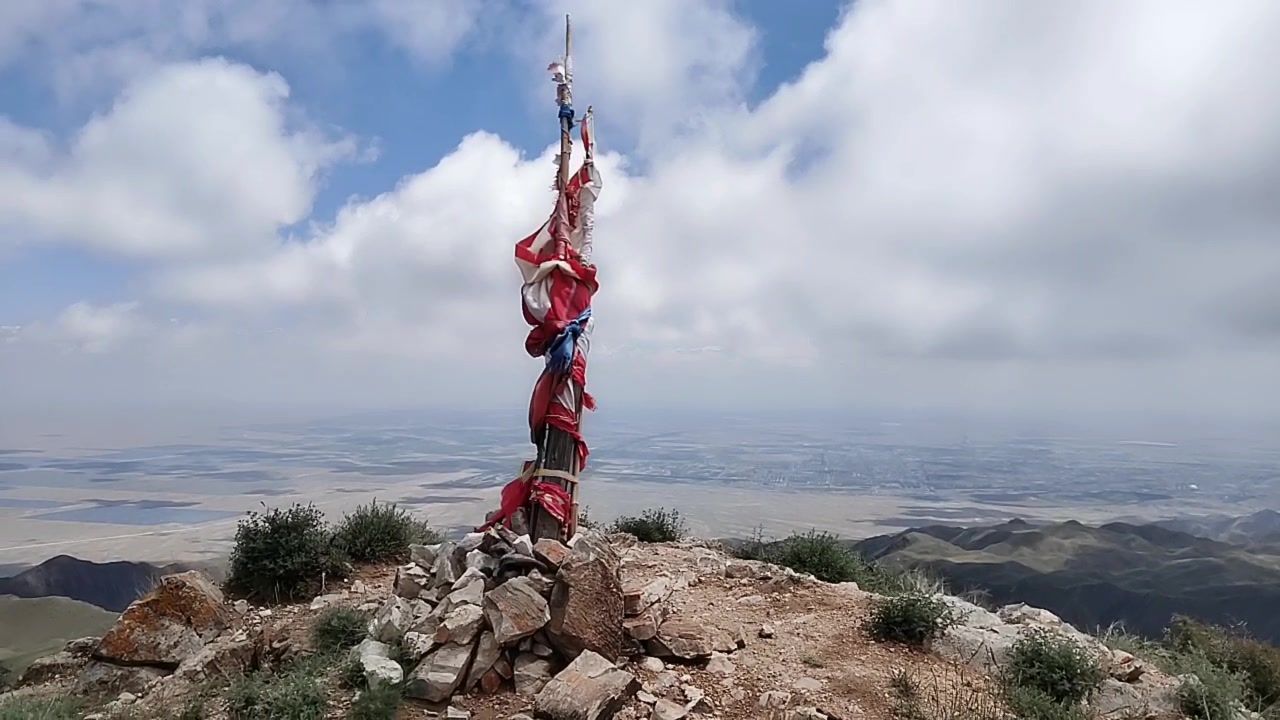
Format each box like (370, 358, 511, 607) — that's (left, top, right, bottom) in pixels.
(477, 461, 572, 532)
(515, 112, 600, 473)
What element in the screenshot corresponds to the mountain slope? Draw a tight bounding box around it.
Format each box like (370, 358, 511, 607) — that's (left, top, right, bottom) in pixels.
(0, 595, 117, 674)
(0, 555, 225, 612)
(855, 519, 1280, 643)
(1152, 509, 1280, 547)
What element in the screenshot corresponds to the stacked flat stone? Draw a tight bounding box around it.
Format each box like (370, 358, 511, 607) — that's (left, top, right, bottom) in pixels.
(355, 529, 636, 717)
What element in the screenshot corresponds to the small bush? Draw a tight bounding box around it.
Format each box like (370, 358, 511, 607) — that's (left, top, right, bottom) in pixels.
(348, 682, 402, 720)
(736, 528, 920, 594)
(609, 508, 686, 543)
(0, 696, 83, 720)
(1174, 655, 1249, 720)
(867, 593, 957, 647)
(1001, 628, 1105, 706)
(335, 500, 440, 563)
(737, 529, 861, 582)
(227, 665, 327, 720)
(1168, 616, 1280, 713)
(1003, 686, 1089, 720)
(312, 607, 369, 654)
(226, 503, 348, 604)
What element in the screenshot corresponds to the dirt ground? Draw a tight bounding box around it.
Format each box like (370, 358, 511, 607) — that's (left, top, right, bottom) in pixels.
(435, 540, 967, 720)
(4, 542, 980, 720)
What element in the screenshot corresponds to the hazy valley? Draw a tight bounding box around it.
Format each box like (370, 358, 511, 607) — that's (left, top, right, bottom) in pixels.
(3, 410, 1279, 676)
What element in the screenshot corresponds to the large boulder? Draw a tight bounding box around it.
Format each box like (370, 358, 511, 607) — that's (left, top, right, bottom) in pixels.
(647, 619, 734, 661)
(533, 649, 638, 719)
(514, 653, 554, 696)
(436, 604, 486, 645)
(406, 642, 475, 702)
(173, 624, 297, 682)
(483, 576, 550, 645)
(546, 534, 624, 660)
(93, 571, 228, 668)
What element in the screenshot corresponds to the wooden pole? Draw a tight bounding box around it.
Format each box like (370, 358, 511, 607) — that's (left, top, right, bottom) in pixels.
(557, 14, 573, 194)
(530, 14, 582, 543)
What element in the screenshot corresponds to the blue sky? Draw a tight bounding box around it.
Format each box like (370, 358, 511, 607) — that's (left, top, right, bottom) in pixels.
(0, 0, 844, 324)
(1, 0, 1278, 424)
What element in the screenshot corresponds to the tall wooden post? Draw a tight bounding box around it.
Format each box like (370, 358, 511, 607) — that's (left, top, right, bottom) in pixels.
(557, 15, 573, 199)
(529, 14, 582, 543)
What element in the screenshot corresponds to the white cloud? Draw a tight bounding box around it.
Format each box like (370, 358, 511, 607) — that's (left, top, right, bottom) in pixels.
(0, 58, 359, 259)
(520, 0, 759, 149)
(55, 301, 146, 353)
(3, 0, 1280, 421)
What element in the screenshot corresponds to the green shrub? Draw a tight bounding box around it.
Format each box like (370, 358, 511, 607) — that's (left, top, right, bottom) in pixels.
(609, 508, 686, 543)
(1168, 616, 1280, 713)
(1003, 686, 1089, 720)
(226, 504, 348, 604)
(1174, 654, 1249, 720)
(1001, 628, 1105, 706)
(335, 501, 440, 563)
(736, 528, 919, 594)
(227, 665, 327, 720)
(867, 593, 957, 647)
(0, 696, 83, 720)
(737, 529, 861, 582)
(312, 607, 369, 654)
(348, 682, 402, 720)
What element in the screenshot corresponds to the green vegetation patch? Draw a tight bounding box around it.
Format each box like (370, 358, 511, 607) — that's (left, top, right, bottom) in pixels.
(735, 528, 931, 595)
(867, 593, 957, 647)
(998, 625, 1100, 702)
(1168, 615, 1280, 714)
(334, 501, 440, 563)
(312, 607, 369, 655)
(226, 663, 328, 720)
(609, 507, 686, 543)
(0, 696, 84, 720)
(225, 503, 349, 604)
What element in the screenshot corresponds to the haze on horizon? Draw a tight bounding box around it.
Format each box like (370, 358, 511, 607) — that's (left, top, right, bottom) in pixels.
(2, 0, 1279, 433)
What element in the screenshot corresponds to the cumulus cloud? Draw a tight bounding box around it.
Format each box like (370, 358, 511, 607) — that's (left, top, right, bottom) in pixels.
(3, 0, 1280, 421)
(0, 58, 360, 258)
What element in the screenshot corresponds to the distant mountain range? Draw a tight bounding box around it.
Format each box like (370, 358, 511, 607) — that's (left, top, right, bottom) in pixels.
(0, 555, 225, 613)
(855, 511, 1280, 643)
(1149, 509, 1280, 547)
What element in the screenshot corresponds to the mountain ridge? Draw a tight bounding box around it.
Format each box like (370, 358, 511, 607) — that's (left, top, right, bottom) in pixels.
(0, 555, 225, 613)
(854, 515, 1280, 643)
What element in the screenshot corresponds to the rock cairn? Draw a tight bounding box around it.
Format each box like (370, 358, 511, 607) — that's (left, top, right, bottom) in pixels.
(355, 529, 645, 716)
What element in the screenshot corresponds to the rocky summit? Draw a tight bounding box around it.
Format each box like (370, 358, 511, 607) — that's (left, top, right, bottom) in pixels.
(1, 531, 1200, 719)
